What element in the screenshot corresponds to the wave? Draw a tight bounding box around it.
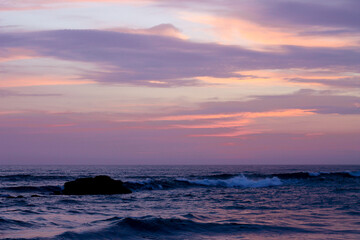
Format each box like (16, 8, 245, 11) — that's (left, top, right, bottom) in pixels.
(123, 170, 360, 191)
(55, 216, 312, 240)
(2, 171, 357, 183)
(176, 175, 282, 188)
(2, 175, 280, 196)
(0, 174, 71, 182)
(190, 173, 237, 179)
(347, 171, 360, 177)
(0, 217, 34, 230)
(190, 170, 360, 182)
(124, 179, 166, 190)
(199, 171, 360, 180)
(2, 170, 358, 195)
(123, 175, 282, 191)
(1, 185, 62, 194)
(126, 179, 163, 189)
(270, 171, 360, 179)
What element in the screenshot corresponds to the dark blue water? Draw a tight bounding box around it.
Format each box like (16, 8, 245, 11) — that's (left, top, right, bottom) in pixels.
(1, 165, 360, 239)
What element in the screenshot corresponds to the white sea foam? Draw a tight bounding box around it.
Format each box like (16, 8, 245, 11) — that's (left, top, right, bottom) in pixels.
(177, 175, 282, 188)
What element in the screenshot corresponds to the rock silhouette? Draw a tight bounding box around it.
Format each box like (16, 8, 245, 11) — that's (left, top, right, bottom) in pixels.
(62, 175, 132, 195)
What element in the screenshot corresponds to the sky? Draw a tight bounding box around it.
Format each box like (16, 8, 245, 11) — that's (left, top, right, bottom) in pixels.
(0, 0, 359, 164)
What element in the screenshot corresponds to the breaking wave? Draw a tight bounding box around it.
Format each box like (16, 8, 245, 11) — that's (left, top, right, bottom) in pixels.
(123, 175, 282, 191)
(124, 170, 360, 191)
(176, 175, 282, 188)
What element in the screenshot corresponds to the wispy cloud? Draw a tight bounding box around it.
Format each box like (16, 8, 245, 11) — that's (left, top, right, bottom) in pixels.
(0, 89, 62, 97)
(0, 0, 147, 11)
(288, 77, 360, 88)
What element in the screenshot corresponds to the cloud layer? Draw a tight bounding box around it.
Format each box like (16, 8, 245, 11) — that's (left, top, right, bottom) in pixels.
(1, 29, 360, 86)
(1, 0, 360, 164)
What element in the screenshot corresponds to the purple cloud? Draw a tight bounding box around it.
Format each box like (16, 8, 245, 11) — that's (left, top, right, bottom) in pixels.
(1, 29, 360, 86)
(246, 0, 360, 30)
(183, 0, 360, 30)
(189, 89, 360, 115)
(156, 0, 360, 38)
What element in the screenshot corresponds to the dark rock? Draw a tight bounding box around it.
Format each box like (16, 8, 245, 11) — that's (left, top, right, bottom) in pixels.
(31, 194, 41, 197)
(62, 175, 132, 195)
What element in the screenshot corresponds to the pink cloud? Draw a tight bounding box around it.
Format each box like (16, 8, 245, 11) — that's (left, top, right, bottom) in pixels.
(109, 24, 187, 39)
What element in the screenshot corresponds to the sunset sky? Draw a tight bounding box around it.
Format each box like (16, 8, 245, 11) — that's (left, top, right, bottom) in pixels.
(1, 0, 359, 164)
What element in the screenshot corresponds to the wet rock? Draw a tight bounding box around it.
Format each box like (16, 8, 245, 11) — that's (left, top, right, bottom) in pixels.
(62, 175, 132, 195)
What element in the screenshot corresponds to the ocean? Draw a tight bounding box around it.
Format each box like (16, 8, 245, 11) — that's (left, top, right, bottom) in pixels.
(1, 165, 359, 240)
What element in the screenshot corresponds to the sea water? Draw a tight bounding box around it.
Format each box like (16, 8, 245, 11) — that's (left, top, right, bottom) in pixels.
(1, 165, 360, 239)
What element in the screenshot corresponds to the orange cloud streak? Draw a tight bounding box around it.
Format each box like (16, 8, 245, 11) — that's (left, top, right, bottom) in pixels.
(155, 109, 315, 122)
(0, 75, 95, 88)
(182, 12, 358, 49)
(167, 109, 316, 137)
